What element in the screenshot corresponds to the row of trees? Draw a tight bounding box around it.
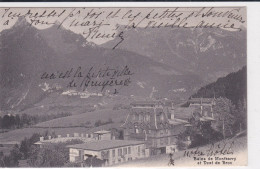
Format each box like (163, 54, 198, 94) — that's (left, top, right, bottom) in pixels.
(177, 67, 247, 149)
(0, 133, 41, 167)
(28, 139, 84, 167)
(0, 130, 84, 167)
(0, 112, 71, 129)
(212, 97, 247, 138)
(94, 118, 114, 127)
(192, 66, 246, 108)
(178, 97, 247, 150)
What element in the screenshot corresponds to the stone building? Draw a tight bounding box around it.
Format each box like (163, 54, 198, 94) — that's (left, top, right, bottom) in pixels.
(34, 130, 113, 148)
(67, 140, 146, 166)
(121, 101, 187, 155)
(188, 97, 216, 118)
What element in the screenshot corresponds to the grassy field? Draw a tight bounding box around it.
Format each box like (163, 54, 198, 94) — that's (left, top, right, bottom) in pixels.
(19, 93, 133, 116)
(0, 94, 132, 143)
(34, 108, 128, 128)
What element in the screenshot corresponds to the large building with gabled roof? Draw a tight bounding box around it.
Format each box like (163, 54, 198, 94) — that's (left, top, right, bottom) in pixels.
(121, 101, 188, 155)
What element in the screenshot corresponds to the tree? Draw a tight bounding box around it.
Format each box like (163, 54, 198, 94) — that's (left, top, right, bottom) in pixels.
(232, 98, 247, 133)
(84, 155, 106, 167)
(21, 114, 30, 127)
(9, 115, 16, 129)
(28, 144, 68, 167)
(9, 144, 22, 166)
(0, 152, 5, 167)
(212, 97, 235, 139)
(15, 115, 21, 128)
(2, 115, 10, 129)
(27, 139, 83, 167)
(27, 145, 41, 167)
(29, 133, 41, 145)
(50, 131, 57, 139)
(20, 137, 31, 159)
(0, 117, 2, 129)
(94, 120, 102, 127)
(0, 144, 22, 167)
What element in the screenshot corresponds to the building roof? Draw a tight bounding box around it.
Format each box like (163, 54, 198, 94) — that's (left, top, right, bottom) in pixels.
(130, 101, 162, 107)
(168, 118, 189, 125)
(122, 101, 172, 130)
(189, 98, 215, 104)
(0, 141, 20, 145)
(67, 140, 144, 151)
(200, 117, 215, 122)
(94, 130, 111, 134)
(173, 107, 195, 120)
(34, 137, 93, 145)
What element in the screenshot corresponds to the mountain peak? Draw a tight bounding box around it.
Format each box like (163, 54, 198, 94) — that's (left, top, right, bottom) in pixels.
(13, 17, 31, 28)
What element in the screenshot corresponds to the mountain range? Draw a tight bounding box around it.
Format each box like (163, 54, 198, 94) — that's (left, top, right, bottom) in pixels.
(102, 26, 246, 82)
(0, 17, 246, 112)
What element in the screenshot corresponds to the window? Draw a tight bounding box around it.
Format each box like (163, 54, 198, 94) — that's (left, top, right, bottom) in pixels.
(128, 147, 131, 154)
(160, 130, 164, 136)
(135, 113, 138, 120)
(160, 138, 163, 145)
(112, 149, 115, 157)
(123, 148, 127, 155)
(118, 148, 122, 156)
(171, 137, 176, 143)
(165, 137, 168, 144)
(145, 114, 150, 122)
(135, 128, 139, 134)
(160, 113, 164, 121)
(138, 146, 141, 156)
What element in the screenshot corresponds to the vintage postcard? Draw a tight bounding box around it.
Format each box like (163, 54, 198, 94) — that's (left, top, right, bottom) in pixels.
(0, 6, 247, 167)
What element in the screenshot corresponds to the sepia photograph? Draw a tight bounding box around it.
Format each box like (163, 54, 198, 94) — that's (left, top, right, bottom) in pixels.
(0, 6, 247, 167)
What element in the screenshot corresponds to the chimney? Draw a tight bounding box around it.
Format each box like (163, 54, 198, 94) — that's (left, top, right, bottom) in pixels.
(187, 136, 191, 141)
(40, 137, 44, 141)
(67, 134, 70, 137)
(48, 136, 51, 140)
(171, 113, 174, 120)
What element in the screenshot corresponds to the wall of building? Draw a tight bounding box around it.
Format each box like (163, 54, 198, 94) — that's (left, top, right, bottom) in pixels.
(123, 125, 184, 155)
(94, 133, 111, 141)
(166, 145, 177, 154)
(69, 148, 82, 162)
(69, 144, 146, 166)
(84, 150, 102, 159)
(107, 144, 146, 165)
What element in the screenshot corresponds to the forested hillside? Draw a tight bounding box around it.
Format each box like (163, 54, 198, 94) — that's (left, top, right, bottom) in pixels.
(192, 66, 246, 106)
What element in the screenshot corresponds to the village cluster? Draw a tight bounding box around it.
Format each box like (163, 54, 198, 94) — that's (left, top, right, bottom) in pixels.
(33, 98, 216, 166)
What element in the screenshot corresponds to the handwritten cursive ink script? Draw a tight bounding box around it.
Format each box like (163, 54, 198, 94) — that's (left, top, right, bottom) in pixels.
(0, 7, 246, 49)
(184, 141, 235, 158)
(40, 65, 134, 93)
